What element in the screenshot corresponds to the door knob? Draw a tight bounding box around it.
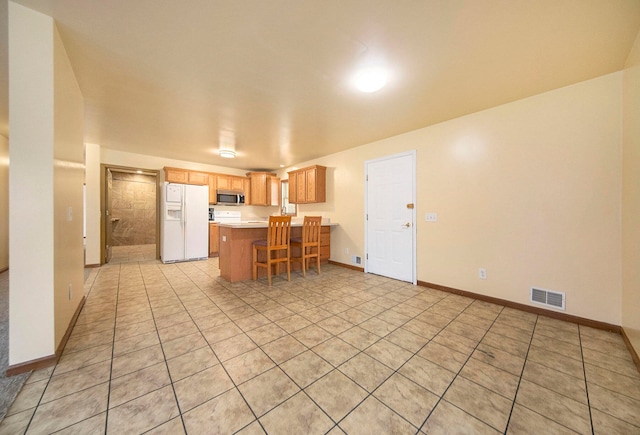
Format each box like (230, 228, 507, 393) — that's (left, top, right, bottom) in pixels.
(403, 222, 411, 228)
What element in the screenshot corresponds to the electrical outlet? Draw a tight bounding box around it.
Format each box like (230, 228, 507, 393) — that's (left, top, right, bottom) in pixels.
(344, 247, 349, 255)
(479, 268, 487, 280)
(425, 213, 437, 222)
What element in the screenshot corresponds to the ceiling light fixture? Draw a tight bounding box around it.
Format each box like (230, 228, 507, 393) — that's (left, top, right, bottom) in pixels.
(219, 149, 236, 159)
(354, 68, 388, 93)
(218, 129, 237, 159)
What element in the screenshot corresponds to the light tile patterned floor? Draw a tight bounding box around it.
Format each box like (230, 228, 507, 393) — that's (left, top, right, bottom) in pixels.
(1, 258, 639, 434)
(109, 244, 157, 264)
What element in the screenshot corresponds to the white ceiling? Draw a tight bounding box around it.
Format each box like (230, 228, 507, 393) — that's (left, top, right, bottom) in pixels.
(1, 1, 639, 171)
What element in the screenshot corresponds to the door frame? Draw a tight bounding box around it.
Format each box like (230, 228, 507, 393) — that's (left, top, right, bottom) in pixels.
(364, 150, 417, 284)
(99, 164, 161, 264)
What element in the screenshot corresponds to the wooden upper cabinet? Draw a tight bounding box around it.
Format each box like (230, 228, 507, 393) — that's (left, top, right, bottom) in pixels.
(288, 173, 298, 204)
(247, 172, 268, 205)
(188, 171, 209, 185)
(216, 174, 231, 190)
(217, 174, 246, 192)
(296, 171, 306, 203)
(234, 176, 247, 192)
(208, 174, 217, 204)
(164, 167, 208, 185)
(164, 167, 189, 184)
(288, 165, 326, 204)
(246, 172, 280, 206)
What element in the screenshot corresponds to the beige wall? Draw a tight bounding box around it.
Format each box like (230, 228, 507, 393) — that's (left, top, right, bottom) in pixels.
(53, 23, 85, 348)
(0, 135, 8, 271)
(84, 143, 101, 265)
(9, 2, 84, 365)
(622, 30, 640, 355)
(9, 2, 56, 363)
(284, 72, 623, 325)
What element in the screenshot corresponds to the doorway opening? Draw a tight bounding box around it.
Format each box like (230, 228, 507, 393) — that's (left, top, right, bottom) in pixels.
(100, 165, 160, 264)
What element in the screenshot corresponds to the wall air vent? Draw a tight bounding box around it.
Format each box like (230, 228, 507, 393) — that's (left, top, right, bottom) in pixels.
(352, 255, 362, 265)
(530, 287, 565, 311)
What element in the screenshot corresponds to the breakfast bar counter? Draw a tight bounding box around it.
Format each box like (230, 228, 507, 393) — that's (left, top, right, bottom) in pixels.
(218, 221, 337, 282)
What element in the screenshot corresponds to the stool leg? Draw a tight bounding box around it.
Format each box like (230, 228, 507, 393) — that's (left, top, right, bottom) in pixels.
(286, 246, 291, 281)
(301, 246, 307, 277)
(252, 246, 258, 280)
(267, 250, 272, 286)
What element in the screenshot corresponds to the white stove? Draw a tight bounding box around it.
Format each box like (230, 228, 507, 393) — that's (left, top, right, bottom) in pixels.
(213, 210, 242, 223)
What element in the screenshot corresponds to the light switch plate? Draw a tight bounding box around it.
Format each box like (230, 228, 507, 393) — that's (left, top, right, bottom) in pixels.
(425, 213, 437, 222)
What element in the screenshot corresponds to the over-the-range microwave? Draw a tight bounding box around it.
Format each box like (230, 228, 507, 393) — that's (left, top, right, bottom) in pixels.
(216, 189, 245, 205)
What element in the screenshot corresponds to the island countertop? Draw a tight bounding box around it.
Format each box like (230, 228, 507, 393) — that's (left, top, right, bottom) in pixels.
(217, 219, 337, 229)
(218, 221, 337, 282)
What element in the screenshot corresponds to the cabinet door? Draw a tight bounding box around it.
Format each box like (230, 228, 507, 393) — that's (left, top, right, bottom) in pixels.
(208, 174, 217, 204)
(189, 171, 209, 185)
(231, 177, 245, 191)
(249, 173, 267, 205)
(320, 227, 330, 260)
(165, 168, 188, 183)
(217, 175, 230, 190)
(305, 168, 316, 202)
(209, 223, 220, 257)
(288, 173, 298, 203)
(296, 171, 306, 203)
(243, 178, 251, 204)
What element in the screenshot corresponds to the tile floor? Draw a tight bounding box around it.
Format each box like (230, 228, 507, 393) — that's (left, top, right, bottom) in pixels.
(1, 257, 639, 434)
(109, 245, 157, 264)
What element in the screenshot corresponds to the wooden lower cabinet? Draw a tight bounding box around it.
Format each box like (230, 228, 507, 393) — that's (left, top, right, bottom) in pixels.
(209, 223, 219, 257)
(320, 226, 330, 261)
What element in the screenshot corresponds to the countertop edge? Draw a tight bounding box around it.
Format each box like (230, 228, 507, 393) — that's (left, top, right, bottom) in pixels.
(218, 222, 339, 229)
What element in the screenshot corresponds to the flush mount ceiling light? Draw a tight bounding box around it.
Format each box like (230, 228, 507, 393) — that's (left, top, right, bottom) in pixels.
(218, 129, 237, 158)
(353, 68, 388, 93)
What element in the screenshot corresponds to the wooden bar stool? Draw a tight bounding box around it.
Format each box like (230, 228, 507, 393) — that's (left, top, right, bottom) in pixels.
(291, 216, 322, 277)
(252, 216, 291, 286)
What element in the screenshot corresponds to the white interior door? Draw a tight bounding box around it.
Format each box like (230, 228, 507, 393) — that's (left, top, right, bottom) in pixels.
(365, 151, 416, 283)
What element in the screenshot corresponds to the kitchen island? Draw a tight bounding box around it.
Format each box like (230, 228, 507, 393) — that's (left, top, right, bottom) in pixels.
(218, 220, 336, 282)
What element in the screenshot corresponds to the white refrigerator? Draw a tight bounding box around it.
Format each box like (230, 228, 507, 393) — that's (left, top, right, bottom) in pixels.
(161, 182, 209, 263)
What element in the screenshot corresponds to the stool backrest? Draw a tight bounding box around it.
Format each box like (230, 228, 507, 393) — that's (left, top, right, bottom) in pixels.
(267, 216, 291, 247)
(302, 216, 322, 244)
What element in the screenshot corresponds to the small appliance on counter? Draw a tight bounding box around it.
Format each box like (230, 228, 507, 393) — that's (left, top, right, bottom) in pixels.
(208, 206, 215, 221)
